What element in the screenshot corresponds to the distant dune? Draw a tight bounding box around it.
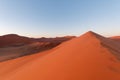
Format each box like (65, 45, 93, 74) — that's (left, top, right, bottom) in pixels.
(0, 34, 75, 48)
(0, 34, 74, 61)
(0, 31, 120, 80)
(110, 36, 120, 42)
(0, 34, 34, 47)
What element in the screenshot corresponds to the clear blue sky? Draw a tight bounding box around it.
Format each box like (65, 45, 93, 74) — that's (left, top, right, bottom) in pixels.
(0, 0, 120, 37)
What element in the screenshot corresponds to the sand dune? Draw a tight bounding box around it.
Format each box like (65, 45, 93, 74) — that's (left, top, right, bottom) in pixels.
(0, 34, 74, 62)
(110, 36, 120, 42)
(0, 49, 53, 79)
(0, 34, 75, 48)
(0, 34, 34, 48)
(0, 31, 120, 80)
(0, 42, 54, 61)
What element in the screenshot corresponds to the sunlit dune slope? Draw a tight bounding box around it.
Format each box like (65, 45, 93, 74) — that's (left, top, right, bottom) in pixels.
(1, 31, 120, 80)
(0, 49, 54, 80)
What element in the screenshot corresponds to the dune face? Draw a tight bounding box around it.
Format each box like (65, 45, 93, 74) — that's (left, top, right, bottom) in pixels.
(0, 42, 54, 61)
(0, 31, 120, 80)
(0, 34, 74, 61)
(110, 36, 120, 42)
(0, 34, 75, 48)
(0, 34, 34, 48)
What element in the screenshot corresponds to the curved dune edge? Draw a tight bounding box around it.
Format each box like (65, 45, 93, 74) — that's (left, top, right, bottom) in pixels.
(0, 31, 120, 80)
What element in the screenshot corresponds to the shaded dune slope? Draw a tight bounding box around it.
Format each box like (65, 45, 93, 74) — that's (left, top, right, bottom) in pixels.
(0, 42, 56, 62)
(0, 34, 34, 48)
(110, 36, 120, 43)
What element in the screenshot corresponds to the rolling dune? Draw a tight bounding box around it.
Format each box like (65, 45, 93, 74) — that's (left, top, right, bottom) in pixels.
(0, 31, 120, 80)
(0, 35, 74, 62)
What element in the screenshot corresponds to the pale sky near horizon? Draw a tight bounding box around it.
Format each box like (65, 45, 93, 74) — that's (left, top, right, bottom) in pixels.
(0, 0, 120, 37)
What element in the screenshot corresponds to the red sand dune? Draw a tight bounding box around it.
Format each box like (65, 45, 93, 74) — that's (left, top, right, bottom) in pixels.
(110, 36, 120, 42)
(0, 34, 74, 61)
(0, 34, 75, 48)
(0, 31, 120, 80)
(0, 34, 34, 47)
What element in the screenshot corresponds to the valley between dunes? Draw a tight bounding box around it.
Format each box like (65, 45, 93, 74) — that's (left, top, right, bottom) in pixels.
(0, 31, 120, 80)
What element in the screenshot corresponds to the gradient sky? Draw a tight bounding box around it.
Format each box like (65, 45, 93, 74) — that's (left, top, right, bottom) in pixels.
(0, 0, 120, 37)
